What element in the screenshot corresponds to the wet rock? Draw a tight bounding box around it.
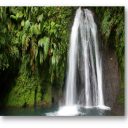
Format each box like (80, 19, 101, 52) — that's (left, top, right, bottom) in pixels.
(102, 48, 120, 108)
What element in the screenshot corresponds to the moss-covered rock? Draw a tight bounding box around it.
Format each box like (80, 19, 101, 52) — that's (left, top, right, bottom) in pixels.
(6, 71, 42, 107)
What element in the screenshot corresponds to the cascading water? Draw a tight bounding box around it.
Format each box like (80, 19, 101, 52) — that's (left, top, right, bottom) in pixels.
(65, 8, 81, 105)
(46, 8, 110, 116)
(65, 8, 110, 108)
(79, 8, 104, 108)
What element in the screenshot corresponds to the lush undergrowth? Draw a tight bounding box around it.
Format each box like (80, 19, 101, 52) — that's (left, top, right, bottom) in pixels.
(0, 7, 75, 107)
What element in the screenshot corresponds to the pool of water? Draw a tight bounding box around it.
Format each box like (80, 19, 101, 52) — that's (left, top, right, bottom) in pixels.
(0, 106, 111, 116)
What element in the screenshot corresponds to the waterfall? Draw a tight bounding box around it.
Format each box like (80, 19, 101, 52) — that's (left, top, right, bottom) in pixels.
(65, 8, 109, 109)
(65, 8, 81, 105)
(49, 8, 110, 116)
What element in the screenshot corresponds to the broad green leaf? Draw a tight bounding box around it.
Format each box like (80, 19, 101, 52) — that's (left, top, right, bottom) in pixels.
(51, 21, 55, 27)
(24, 20, 30, 31)
(38, 37, 49, 60)
(22, 34, 26, 45)
(33, 24, 40, 35)
(37, 14, 43, 22)
(30, 24, 40, 35)
(16, 12, 23, 19)
(21, 20, 25, 26)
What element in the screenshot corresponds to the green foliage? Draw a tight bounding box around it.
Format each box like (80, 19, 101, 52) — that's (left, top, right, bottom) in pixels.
(7, 74, 42, 107)
(95, 7, 124, 106)
(6, 54, 42, 107)
(0, 7, 20, 70)
(38, 37, 49, 60)
(43, 84, 52, 106)
(95, 7, 124, 78)
(0, 7, 73, 107)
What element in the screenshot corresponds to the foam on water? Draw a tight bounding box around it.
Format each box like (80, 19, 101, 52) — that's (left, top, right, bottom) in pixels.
(57, 105, 79, 116)
(96, 105, 111, 110)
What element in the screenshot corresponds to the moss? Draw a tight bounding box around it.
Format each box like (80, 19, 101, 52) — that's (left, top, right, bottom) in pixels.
(6, 74, 42, 107)
(6, 55, 42, 107)
(43, 85, 52, 106)
(117, 80, 124, 105)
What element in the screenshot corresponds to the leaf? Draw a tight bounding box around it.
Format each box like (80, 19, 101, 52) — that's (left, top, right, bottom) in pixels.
(37, 14, 43, 22)
(16, 12, 23, 19)
(7, 21, 12, 31)
(39, 51, 43, 64)
(32, 43, 38, 59)
(10, 15, 17, 20)
(30, 24, 40, 35)
(52, 53, 56, 66)
(22, 34, 26, 45)
(21, 20, 25, 27)
(24, 20, 30, 31)
(51, 21, 55, 27)
(10, 12, 23, 20)
(51, 51, 59, 66)
(33, 24, 40, 35)
(38, 37, 49, 60)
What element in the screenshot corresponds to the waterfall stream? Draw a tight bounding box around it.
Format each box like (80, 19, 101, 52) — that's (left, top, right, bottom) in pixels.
(65, 8, 110, 108)
(46, 8, 110, 116)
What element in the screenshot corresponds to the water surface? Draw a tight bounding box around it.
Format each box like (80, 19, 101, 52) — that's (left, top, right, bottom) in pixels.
(0, 106, 111, 116)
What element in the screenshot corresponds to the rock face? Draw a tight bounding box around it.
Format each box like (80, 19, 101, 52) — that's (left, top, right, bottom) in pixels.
(102, 48, 120, 108)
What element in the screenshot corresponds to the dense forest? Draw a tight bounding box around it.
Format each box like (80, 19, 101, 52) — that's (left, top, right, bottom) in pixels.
(0, 7, 124, 114)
